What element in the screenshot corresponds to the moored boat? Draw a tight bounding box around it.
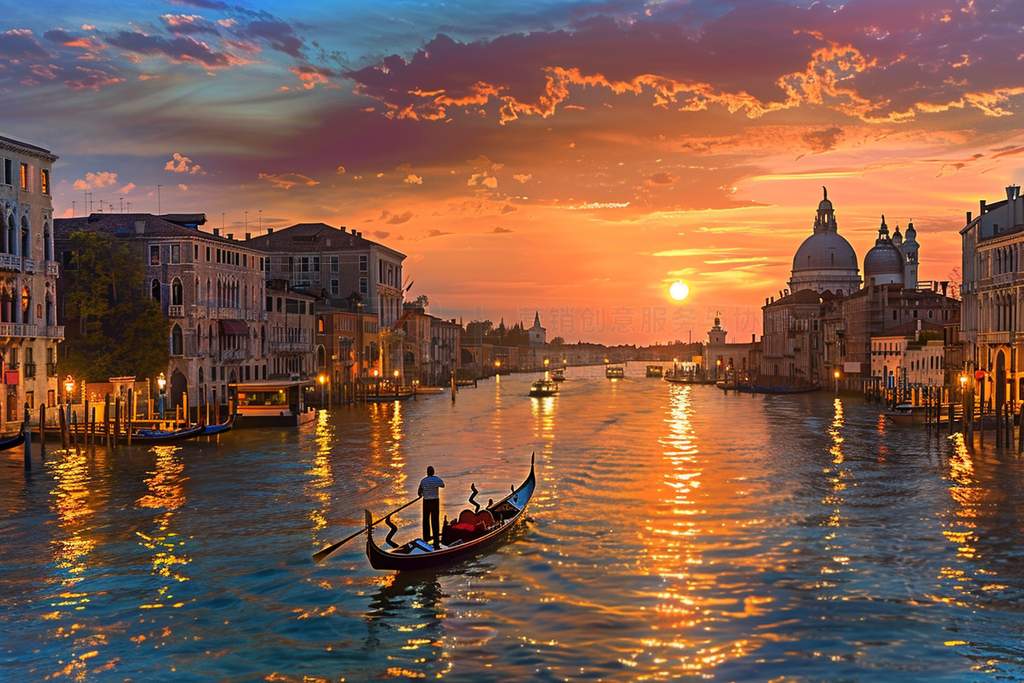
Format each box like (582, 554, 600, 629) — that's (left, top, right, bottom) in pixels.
(0, 425, 26, 451)
(365, 454, 537, 571)
(129, 423, 206, 444)
(529, 379, 559, 397)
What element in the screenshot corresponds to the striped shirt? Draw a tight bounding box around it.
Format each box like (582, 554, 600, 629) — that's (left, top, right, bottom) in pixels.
(418, 475, 445, 500)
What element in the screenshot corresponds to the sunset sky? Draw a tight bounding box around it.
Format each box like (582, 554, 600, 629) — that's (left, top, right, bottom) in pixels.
(4, 0, 1021, 344)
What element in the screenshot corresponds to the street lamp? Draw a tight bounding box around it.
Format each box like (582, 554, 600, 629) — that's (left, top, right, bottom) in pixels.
(716, 358, 722, 379)
(318, 373, 326, 408)
(64, 375, 75, 428)
(834, 369, 840, 397)
(157, 372, 166, 419)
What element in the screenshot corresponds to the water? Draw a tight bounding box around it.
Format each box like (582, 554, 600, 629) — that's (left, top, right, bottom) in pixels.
(3, 362, 1024, 682)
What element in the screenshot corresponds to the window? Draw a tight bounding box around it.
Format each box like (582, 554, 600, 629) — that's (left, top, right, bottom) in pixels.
(359, 277, 368, 295)
(2, 159, 11, 185)
(276, 297, 282, 312)
(171, 324, 183, 355)
(152, 279, 161, 301)
(194, 245, 199, 260)
(20, 163, 27, 190)
(330, 278, 339, 296)
(312, 256, 320, 272)
(41, 169, 49, 195)
(206, 246, 211, 261)
(243, 254, 247, 268)
(171, 278, 183, 306)
(170, 244, 180, 264)
(260, 257, 265, 271)
(150, 245, 160, 265)
(266, 296, 272, 311)
(332, 256, 340, 272)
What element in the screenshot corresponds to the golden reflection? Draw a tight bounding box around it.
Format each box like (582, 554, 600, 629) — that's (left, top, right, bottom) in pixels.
(135, 445, 191, 611)
(941, 433, 980, 580)
(822, 398, 849, 535)
(306, 410, 335, 545)
(632, 384, 759, 673)
(530, 393, 556, 457)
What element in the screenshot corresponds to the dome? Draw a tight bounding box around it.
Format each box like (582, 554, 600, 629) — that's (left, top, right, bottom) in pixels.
(864, 242, 904, 276)
(792, 230, 859, 273)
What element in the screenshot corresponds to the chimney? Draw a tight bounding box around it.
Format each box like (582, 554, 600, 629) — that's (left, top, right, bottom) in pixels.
(245, 232, 251, 240)
(227, 233, 234, 240)
(213, 228, 220, 236)
(1008, 185, 1020, 201)
(981, 199, 987, 214)
(967, 211, 972, 223)
(267, 228, 273, 235)
(134, 220, 146, 234)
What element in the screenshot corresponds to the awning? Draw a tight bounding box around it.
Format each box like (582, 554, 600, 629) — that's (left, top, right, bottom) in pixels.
(219, 320, 249, 336)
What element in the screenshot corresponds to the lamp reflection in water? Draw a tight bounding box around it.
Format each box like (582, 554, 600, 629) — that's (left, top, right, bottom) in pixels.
(819, 397, 852, 593)
(135, 446, 190, 605)
(306, 409, 335, 543)
(939, 432, 980, 606)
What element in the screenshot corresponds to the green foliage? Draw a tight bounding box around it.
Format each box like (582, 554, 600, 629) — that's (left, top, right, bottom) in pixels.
(61, 232, 169, 382)
(550, 336, 565, 346)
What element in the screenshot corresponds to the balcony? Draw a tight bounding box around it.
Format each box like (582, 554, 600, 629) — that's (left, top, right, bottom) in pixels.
(46, 362, 57, 377)
(23, 362, 36, 378)
(0, 254, 21, 272)
(168, 304, 185, 318)
(220, 348, 247, 362)
(46, 262, 59, 277)
(23, 258, 34, 274)
(46, 325, 64, 340)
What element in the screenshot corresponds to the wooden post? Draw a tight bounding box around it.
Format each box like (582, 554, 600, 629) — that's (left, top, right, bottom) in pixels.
(114, 397, 121, 450)
(58, 401, 67, 450)
(1018, 402, 1024, 454)
(38, 404, 46, 450)
(127, 389, 133, 446)
(103, 395, 111, 446)
(22, 402, 30, 469)
(451, 371, 456, 403)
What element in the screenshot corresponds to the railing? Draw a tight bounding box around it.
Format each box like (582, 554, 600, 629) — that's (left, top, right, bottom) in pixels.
(23, 362, 36, 378)
(220, 348, 247, 361)
(46, 262, 59, 277)
(270, 341, 313, 353)
(168, 305, 184, 318)
(46, 325, 64, 340)
(23, 258, 34, 274)
(46, 362, 57, 377)
(0, 254, 21, 271)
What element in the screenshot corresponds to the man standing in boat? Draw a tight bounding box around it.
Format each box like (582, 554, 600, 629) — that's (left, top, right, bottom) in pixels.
(418, 466, 445, 549)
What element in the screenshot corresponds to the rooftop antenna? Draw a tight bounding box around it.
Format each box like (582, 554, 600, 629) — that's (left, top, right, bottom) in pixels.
(259, 209, 262, 232)
(72, 200, 75, 217)
(245, 211, 248, 230)
(157, 185, 162, 214)
(119, 197, 123, 213)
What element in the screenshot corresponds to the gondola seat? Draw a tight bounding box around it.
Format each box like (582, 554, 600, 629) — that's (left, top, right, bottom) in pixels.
(442, 509, 495, 544)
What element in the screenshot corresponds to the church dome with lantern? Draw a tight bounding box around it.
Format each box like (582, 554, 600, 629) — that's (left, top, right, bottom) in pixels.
(788, 188, 863, 297)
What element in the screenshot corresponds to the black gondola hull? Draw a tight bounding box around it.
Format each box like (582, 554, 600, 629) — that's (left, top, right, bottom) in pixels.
(366, 456, 536, 571)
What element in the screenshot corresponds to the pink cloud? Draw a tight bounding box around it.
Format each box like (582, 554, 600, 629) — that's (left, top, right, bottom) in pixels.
(257, 172, 319, 189)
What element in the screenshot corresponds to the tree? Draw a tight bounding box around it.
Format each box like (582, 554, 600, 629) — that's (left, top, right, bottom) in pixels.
(413, 294, 429, 308)
(61, 231, 169, 382)
(550, 336, 565, 346)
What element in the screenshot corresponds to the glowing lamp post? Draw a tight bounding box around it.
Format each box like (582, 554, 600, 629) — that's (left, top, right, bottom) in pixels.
(64, 375, 75, 432)
(834, 369, 840, 397)
(318, 374, 326, 408)
(157, 372, 166, 419)
(716, 358, 722, 380)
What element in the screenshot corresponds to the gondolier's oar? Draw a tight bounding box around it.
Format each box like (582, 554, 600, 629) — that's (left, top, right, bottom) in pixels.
(312, 496, 422, 563)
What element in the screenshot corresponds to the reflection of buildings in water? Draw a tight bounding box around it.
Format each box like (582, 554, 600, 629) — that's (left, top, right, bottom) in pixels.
(364, 573, 450, 679)
(136, 446, 191, 610)
(530, 393, 556, 455)
(366, 402, 409, 494)
(306, 410, 335, 543)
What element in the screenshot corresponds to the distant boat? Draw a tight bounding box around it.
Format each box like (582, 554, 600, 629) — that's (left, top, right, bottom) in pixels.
(645, 365, 663, 378)
(884, 402, 925, 425)
(606, 365, 624, 379)
(529, 379, 559, 397)
(129, 423, 206, 444)
(550, 368, 566, 382)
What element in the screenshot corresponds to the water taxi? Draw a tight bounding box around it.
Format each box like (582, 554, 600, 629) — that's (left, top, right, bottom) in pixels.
(529, 379, 559, 397)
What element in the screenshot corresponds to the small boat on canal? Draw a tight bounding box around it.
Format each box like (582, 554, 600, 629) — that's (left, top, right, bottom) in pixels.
(550, 368, 565, 382)
(529, 379, 559, 397)
(645, 365, 663, 378)
(884, 402, 926, 425)
(606, 365, 624, 379)
(129, 423, 207, 443)
(0, 425, 26, 451)
(365, 454, 537, 571)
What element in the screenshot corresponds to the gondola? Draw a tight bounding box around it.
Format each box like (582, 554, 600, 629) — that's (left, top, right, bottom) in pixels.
(128, 423, 206, 444)
(201, 414, 234, 436)
(0, 425, 26, 451)
(365, 453, 537, 571)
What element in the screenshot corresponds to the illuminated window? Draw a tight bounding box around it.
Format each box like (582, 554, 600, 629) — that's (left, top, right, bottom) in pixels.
(20, 163, 27, 190)
(41, 169, 49, 195)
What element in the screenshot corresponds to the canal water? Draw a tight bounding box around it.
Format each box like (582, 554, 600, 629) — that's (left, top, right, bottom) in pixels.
(3, 362, 1024, 682)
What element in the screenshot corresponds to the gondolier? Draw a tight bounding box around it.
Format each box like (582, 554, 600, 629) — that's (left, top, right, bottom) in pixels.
(418, 466, 445, 549)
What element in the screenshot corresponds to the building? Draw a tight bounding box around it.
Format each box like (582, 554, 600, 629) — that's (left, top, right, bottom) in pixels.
(703, 313, 757, 380)
(0, 135, 62, 429)
(961, 184, 1024, 408)
(55, 213, 267, 412)
(870, 321, 944, 391)
(528, 311, 546, 347)
(246, 223, 406, 328)
(759, 290, 823, 387)
(429, 315, 461, 385)
(266, 284, 315, 382)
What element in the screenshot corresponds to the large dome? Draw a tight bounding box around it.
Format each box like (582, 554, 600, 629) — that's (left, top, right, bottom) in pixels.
(864, 242, 904, 276)
(792, 230, 859, 273)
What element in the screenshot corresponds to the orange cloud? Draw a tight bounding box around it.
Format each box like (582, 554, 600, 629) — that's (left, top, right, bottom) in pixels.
(257, 172, 319, 189)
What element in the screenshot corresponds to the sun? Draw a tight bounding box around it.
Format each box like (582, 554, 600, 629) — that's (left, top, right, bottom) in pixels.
(669, 280, 689, 301)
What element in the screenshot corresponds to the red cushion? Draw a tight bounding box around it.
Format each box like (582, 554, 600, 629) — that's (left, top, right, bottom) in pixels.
(453, 523, 476, 531)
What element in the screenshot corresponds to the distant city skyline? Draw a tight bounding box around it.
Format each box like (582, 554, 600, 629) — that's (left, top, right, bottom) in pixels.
(4, 0, 1018, 342)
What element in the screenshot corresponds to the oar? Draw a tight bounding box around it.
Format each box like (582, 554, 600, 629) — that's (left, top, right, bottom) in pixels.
(312, 496, 422, 563)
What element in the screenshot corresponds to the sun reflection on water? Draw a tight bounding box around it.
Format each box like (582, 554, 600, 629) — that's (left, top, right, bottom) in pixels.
(136, 445, 191, 611)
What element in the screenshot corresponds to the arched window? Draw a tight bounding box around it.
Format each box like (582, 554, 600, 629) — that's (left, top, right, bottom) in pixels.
(21, 285, 30, 323)
(171, 277, 183, 306)
(171, 324, 183, 355)
(20, 215, 29, 259)
(152, 279, 161, 302)
(198, 367, 205, 384)
(43, 223, 51, 261)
